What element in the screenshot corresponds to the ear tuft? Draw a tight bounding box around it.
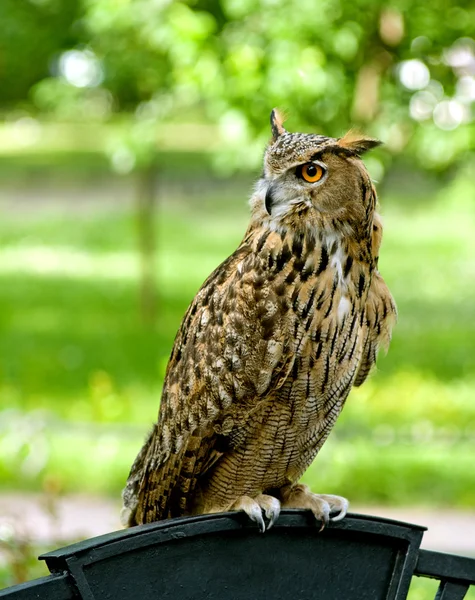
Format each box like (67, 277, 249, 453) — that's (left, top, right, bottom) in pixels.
(270, 108, 287, 140)
(338, 130, 382, 155)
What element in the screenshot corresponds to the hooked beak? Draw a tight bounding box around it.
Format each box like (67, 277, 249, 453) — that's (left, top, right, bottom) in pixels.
(265, 183, 277, 215)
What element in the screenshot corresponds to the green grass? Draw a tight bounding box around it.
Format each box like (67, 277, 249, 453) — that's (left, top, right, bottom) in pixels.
(1, 178, 475, 509)
(408, 578, 475, 600)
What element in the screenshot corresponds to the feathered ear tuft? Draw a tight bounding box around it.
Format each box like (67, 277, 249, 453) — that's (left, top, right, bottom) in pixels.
(270, 108, 287, 140)
(338, 130, 382, 155)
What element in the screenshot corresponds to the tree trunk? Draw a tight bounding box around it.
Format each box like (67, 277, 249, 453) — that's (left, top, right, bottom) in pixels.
(136, 165, 157, 326)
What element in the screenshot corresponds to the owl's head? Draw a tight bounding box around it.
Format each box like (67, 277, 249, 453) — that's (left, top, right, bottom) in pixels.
(252, 109, 381, 236)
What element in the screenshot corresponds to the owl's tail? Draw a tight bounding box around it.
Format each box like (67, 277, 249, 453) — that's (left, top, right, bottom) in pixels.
(121, 423, 221, 526)
(120, 427, 152, 526)
(121, 424, 184, 526)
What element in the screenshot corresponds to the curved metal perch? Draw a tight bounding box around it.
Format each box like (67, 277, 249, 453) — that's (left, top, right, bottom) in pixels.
(1, 511, 474, 599)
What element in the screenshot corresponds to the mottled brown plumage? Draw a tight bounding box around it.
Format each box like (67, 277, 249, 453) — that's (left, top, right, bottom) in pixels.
(122, 110, 397, 531)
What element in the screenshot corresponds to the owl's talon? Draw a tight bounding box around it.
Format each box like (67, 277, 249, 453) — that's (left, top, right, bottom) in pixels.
(266, 511, 278, 530)
(252, 508, 266, 533)
(229, 494, 281, 532)
(246, 498, 266, 532)
(281, 484, 349, 530)
(329, 497, 349, 522)
(320, 494, 349, 522)
(257, 494, 281, 530)
(316, 502, 330, 531)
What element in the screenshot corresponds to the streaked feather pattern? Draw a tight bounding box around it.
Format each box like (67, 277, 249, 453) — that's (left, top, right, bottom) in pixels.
(122, 113, 396, 527)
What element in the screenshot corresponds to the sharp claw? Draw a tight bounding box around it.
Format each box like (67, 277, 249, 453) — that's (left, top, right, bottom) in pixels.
(256, 511, 266, 533)
(231, 494, 281, 532)
(264, 500, 281, 531)
(330, 510, 346, 522)
(247, 504, 266, 533)
(317, 503, 330, 531)
(329, 498, 349, 522)
(265, 513, 277, 530)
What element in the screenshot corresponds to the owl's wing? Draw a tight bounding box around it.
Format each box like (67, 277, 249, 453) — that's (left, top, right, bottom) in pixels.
(123, 240, 296, 524)
(353, 271, 397, 387)
(353, 212, 397, 387)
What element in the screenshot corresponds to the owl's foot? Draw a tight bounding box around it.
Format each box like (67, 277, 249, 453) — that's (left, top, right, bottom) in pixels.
(280, 483, 348, 530)
(229, 494, 281, 533)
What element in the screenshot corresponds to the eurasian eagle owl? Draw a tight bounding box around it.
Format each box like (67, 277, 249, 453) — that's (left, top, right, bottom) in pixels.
(122, 110, 396, 532)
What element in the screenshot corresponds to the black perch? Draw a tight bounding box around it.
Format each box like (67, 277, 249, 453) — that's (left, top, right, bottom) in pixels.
(0, 511, 474, 600)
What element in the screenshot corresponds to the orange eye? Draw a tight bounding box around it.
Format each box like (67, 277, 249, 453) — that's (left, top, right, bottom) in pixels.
(300, 163, 325, 183)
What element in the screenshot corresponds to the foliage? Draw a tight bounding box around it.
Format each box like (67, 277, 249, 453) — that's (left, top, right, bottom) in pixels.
(0, 0, 80, 105)
(1, 1, 475, 171)
(0, 537, 51, 590)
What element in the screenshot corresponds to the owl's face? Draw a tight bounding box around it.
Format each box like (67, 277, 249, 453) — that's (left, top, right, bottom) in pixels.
(252, 110, 380, 235)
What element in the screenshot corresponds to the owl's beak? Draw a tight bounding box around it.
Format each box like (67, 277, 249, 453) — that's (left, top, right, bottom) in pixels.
(265, 183, 277, 215)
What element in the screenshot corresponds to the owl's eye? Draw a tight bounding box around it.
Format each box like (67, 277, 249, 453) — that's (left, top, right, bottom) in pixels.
(299, 163, 325, 183)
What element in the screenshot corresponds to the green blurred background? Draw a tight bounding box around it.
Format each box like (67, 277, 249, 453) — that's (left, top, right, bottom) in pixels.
(1, 0, 475, 595)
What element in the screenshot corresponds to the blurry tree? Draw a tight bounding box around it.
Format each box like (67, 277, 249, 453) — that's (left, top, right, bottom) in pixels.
(9, 0, 474, 172)
(0, 0, 80, 106)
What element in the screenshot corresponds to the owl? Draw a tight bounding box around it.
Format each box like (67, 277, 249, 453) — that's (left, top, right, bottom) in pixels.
(122, 110, 397, 532)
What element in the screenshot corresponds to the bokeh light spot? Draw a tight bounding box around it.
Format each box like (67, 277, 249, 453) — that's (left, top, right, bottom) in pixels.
(398, 59, 430, 90)
(59, 50, 104, 88)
